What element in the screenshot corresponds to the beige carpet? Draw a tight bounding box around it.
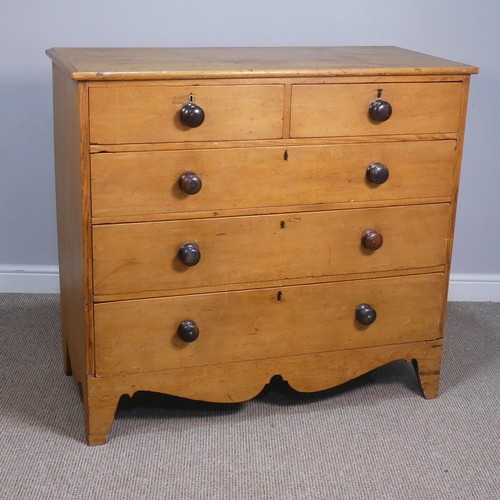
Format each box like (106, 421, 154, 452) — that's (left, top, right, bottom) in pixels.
(1, 294, 499, 499)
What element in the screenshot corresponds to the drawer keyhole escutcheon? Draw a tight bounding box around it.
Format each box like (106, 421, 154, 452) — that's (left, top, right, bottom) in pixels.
(280, 221, 286, 229)
(277, 291, 283, 302)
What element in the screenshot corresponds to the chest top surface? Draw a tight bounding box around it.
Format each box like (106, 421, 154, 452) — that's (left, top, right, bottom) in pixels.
(46, 46, 478, 81)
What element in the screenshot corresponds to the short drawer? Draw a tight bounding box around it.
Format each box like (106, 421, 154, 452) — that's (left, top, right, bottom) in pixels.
(94, 273, 444, 376)
(91, 141, 456, 220)
(92, 204, 450, 297)
(290, 82, 462, 138)
(89, 84, 284, 144)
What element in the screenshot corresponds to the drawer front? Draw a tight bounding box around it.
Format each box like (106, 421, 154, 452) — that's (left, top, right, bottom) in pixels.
(89, 84, 284, 144)
(91, 141, 456, 219)
(94, 273, 444, 376)
(290, 82, 462, 138)
(93, 204, 450, 296)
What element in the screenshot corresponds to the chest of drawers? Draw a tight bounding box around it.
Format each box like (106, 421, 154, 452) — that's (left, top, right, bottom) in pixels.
(46, 47, 477, 445)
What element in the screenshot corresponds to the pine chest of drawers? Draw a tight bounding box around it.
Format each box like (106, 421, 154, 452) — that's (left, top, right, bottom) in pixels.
(46, 47, 477, 445)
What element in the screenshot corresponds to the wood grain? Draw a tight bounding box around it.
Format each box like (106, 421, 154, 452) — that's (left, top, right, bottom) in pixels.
(291, 82, 463, 137)
(85, 382, 122, 446)
(51, 65, 93, 382)
(46, 47, 478, 81)
(412, 342, 443, 400)
(86, 338, 443, 444)
(91, 141, 456, 220)
(94, 273, 444, 376)
(47, 47, 476, 446)
(89, 133, 459, 154)
(52, 65, 96, 443)
(89, 84, 284, 144)
(92, 267, 445, 303)
(92, 204, 450, 296)
(439, 76, 472, 336)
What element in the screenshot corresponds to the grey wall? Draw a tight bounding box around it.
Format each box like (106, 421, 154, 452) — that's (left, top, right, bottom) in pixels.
(0, 0, 497, 273)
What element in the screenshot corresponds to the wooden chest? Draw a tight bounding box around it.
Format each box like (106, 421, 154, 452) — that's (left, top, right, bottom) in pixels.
(46, 47, 477, 445)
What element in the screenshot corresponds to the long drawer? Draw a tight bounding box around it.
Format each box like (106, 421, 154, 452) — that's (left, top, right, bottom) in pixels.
(92, 204, 450, 296)
(89, 84, 285, 144)
(290, 82, 462, 137)
(94, 273, 444, 376)
(91, 141, 456, 220)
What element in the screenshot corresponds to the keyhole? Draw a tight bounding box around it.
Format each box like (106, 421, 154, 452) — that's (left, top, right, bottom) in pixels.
(277, 291, 283, 302)
(377, 89, 383, 98)
(188, 94, 195, 102)
(280, 221, 285, 229)
(283, 150, 288, 161)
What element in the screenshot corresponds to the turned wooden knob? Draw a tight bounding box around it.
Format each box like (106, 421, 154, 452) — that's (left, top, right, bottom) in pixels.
(177, 320, 199, 342)
(369, 99, 392, 122)
(179, 171, 202, 195)
(361, 229, 383, 250)
(178, 242, 201, 266)
(355, 304, 377, 325)
(366, 163, 389, 184)
(180, 102, 205, 128)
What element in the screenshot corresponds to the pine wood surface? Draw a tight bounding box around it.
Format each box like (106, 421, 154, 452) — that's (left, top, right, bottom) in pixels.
(51, 66, 96, 441)
(51, 66, 91, 383)
(439, 76, 473, 340)
(91, 141, 456, 220)
(291, 82, 462, 137)
(88, 80, 462, 145)
(88, 133, 459, 154)
(89, 84, 284, 144)
(86, 338, 443, 444)
(92, 204, 450, 297)
(91, 267, 445, 303)
(47, 46, 476, 445)
(94, 273, 444, 376)
(46, 46, 478, 81)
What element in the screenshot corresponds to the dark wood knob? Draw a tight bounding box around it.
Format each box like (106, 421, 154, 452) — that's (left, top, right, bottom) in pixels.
(355, 304, 377, 325)
(179, 172, 202, 195)
(178, 242, 201, 266)
(180, 103, 205, 128)
(361, 229, 383, 251)
(369, 99, 392, 122)
(366, 163, 389, 184)
(177, 320, 199, 342)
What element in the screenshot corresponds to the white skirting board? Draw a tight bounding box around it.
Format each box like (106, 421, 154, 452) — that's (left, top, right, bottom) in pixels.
(0, 265, 60, 294)
(447, 273, 500, 302)
(0, 266, 499, 302)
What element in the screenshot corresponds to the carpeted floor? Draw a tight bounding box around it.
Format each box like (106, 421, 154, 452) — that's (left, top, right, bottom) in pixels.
(0, 294, 499, 500)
